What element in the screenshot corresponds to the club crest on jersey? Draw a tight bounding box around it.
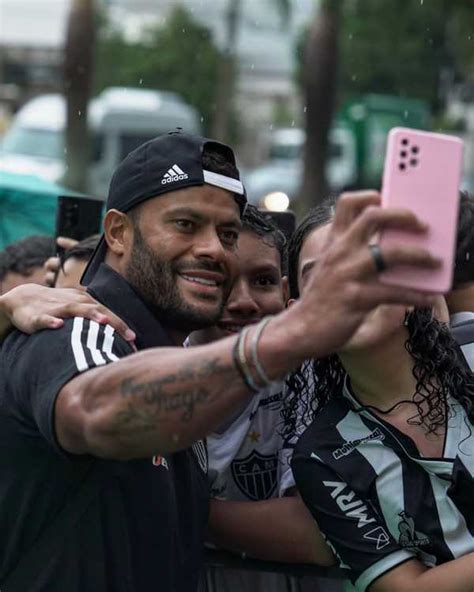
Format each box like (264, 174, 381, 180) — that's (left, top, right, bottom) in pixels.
(152, 455, 169, 469)
(232, 451, 278, 500)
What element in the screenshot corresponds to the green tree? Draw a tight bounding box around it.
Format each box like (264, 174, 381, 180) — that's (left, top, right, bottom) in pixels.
(94, 7, 222, 133)
(339, 0, 474, 110)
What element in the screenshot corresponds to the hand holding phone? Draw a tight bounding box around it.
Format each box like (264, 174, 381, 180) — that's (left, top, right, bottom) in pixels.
(379, 127, 463, 293)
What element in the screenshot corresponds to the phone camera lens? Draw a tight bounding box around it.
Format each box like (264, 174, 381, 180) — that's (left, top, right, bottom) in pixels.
(400, 150, 407, 158)
(410, 158, 418, 167)
(399, 163, 406, 171)
(411, 146, 419, 154)
(401, 138, 409, 146)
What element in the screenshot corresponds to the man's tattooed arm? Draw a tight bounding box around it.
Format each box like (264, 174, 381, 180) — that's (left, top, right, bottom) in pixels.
(54, 338, 262, 459)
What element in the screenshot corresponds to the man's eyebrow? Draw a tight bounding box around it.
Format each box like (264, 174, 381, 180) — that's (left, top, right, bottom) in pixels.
(165, 207, 241, 229)
(165, 207, 204, 221)
(301, 260, 317, 278)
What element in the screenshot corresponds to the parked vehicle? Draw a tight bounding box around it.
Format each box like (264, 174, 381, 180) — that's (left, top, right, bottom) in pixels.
(245, 94, 430, 211)
(0, 87, 202, 198)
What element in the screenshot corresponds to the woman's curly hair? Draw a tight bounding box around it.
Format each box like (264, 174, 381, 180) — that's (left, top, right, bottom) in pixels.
(281, 200, 474, 446)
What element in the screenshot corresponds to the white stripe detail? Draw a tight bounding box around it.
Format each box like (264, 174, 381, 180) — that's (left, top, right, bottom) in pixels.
(336, 413, 406, 542)
(71, 317, 88, 372)
(86, 320, 107, 366)
(203, 170, 244, 195)
(103, 324, 120, 362)
(173, 164, 186, 175)
(428, 472, 474, 558)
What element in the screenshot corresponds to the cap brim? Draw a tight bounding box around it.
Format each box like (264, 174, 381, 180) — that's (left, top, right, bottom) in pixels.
(80, 234, 108, 286)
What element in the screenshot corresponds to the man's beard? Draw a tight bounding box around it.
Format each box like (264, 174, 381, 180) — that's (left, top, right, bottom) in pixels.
(125, 226, 227, 333)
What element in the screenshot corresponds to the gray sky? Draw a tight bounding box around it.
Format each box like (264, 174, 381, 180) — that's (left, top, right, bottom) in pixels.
(0, 0, 71, 47)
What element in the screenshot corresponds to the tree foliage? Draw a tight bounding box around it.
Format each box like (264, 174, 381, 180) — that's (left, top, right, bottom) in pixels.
(94, 6, 222, 132)
(296, 0, 474, 112)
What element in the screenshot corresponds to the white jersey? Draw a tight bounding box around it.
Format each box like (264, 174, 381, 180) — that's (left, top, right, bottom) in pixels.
(207, 382, 285, 501)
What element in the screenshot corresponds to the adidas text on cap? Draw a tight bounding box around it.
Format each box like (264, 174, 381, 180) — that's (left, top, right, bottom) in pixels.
(81, 131, 247, 285)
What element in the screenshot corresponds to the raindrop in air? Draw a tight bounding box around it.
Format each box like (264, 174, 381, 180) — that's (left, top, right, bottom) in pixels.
(139, 78, 143, 85)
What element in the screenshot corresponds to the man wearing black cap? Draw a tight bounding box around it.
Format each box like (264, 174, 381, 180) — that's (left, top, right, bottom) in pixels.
(0, 130, 441, 592)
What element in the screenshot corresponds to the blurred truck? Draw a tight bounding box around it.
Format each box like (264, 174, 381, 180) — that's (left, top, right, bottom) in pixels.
(245, 94, 430, 211)
(0, 87, 202, 198)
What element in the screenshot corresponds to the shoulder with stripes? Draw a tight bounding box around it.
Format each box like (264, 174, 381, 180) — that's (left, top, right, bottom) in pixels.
(69, 317, 132, 372)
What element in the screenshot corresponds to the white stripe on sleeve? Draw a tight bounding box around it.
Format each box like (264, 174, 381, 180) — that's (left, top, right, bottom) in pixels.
(86, 320, 107, 366)
(71, 317, 88, 372)
(103, 324, 120, 362)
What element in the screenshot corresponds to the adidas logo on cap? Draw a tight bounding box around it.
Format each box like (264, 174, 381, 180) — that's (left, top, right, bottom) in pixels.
(161, 164, 189, 185)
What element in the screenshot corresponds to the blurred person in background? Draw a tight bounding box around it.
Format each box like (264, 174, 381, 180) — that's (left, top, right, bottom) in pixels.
(0, 235, 55, 342)
(43, 236, 81, 287)
(55, 235, 100, 290)
(0, 235, 55, 295)
(283, 201, 474, 592)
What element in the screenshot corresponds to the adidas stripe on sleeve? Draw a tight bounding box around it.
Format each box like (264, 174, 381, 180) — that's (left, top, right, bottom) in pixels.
(4, 317, 133, 455)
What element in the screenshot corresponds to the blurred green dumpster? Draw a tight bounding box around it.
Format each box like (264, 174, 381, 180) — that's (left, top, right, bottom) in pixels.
(0, 171, 82, 249)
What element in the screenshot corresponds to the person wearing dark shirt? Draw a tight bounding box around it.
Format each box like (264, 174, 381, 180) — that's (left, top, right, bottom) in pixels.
(0, 130, 442, 591)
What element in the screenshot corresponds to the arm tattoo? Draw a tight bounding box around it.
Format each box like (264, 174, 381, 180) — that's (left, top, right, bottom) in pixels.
(118, 356, 233, 426)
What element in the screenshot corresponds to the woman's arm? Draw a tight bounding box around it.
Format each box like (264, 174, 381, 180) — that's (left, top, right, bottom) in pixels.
(208, 495, 335, 565)
(372, 553, 474, 592)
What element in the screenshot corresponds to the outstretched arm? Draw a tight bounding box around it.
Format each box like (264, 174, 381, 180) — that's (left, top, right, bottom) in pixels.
(55, 193, 441, 459)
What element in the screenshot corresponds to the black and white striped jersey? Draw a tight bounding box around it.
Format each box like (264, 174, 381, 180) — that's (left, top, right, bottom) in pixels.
(292, 379, 474, 592)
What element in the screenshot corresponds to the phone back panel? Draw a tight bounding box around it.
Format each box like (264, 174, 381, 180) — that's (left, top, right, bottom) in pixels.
(379, 127, 463, 293)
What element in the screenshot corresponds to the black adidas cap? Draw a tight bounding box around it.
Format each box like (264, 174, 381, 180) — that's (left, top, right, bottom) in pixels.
(81, 131, 247, 285)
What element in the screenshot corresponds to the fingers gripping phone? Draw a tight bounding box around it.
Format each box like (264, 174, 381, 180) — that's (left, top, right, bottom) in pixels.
(379, 127, 464, 293)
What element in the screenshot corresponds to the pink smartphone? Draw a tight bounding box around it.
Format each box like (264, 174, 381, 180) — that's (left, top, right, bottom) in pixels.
(379, 127, 464, 293)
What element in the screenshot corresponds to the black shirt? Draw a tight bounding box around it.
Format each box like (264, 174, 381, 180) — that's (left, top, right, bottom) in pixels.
(292, 378, 474, 592)
(0, 264, 209, 592)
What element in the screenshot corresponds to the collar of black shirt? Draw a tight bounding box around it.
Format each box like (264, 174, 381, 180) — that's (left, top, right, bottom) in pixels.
(87, 263, 175, 350)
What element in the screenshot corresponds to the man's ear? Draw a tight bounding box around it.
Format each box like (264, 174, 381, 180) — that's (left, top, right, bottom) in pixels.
(103, 209, 133, 256)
